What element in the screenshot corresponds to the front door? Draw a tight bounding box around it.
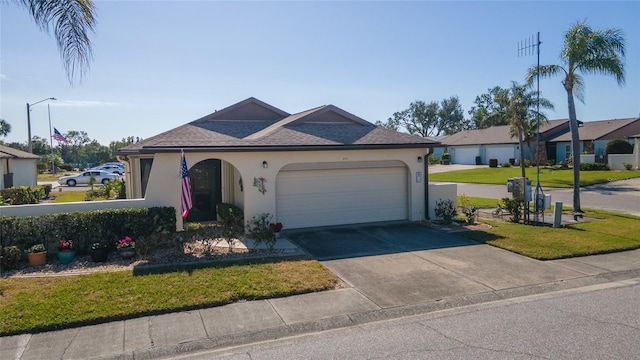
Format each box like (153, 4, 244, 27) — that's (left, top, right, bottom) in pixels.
(186, 159, 222, 222)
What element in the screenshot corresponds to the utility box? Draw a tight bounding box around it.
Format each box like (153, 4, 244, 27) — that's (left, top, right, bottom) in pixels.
(536, 193, 552, 211)
(507, 177, 532, 201)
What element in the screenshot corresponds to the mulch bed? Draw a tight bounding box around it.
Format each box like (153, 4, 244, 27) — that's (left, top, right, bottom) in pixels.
(2, 239, 298, 278)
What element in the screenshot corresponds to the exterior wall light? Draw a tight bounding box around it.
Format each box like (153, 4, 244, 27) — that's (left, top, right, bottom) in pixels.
(417, 156, 423, 163)
(262, 161, 268, 168)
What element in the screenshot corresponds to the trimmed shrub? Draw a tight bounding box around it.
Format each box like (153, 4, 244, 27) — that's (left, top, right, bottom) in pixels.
(0, 246, 21, 270)
(606, 139, 633, 154)
(0, 186, 44, 205)
(434, 199, 457, 225)
(441, 153, 451, 165)
(501, 162, 512, 168)
(489, 158, 498, 168)
(580, 162, 610, 171)
(0, 207, 176, 254)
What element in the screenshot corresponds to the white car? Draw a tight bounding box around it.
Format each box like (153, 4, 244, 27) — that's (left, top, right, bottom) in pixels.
(58, 170, 120, 187)
(91, 165, 124, 175)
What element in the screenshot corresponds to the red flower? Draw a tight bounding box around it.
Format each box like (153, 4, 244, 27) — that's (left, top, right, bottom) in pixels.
(269, 222, 283, 232)
(58, 239, 74, 251)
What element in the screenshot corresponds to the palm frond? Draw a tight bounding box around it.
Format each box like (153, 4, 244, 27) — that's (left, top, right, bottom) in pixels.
(18, 0, 97, 84)
(525, 65, 564, 86)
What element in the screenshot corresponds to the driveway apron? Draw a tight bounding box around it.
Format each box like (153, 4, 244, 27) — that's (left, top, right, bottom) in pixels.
(288, 222, 585, 308)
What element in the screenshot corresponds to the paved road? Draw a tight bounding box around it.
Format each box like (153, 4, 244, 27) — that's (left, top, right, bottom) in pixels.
(169, 279, 640, 359)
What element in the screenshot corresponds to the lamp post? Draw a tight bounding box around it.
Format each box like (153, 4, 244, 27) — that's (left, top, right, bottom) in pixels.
(26, 97, 56, 153)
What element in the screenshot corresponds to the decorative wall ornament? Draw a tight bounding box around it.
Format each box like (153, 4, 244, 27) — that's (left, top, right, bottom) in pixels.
(253, 177, 267, 195)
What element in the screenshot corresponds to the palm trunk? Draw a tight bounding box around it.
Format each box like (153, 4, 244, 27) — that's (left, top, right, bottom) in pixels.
(566, 88, 582, 212)
(518, 129, 526, 178)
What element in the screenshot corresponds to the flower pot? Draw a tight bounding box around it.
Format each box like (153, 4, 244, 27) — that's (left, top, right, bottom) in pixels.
(28, 251, 47, 266)
(118, 248, 136, 260)
(90, 248, 110, 262)
(58, 250, 76, 264)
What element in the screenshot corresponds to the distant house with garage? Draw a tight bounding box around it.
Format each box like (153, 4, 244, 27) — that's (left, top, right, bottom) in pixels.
(548, 117, 640, 165)
(435, 119, 572, 165)
(117, 97, 441, 229)
(0, 144, 39, 190)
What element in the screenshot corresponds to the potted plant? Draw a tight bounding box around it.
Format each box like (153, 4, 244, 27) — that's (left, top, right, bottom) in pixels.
(27, 244, 47, 266)
(57, 239, 76, 264)
(116, 236, 136, 259)
(90, 242, 110, 262)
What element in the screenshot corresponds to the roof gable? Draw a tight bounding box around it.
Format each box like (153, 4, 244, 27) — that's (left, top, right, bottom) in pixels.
(194, 97, 289, 122)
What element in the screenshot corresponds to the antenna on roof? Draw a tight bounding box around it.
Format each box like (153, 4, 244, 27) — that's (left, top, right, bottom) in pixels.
(519, 32, 543, 224)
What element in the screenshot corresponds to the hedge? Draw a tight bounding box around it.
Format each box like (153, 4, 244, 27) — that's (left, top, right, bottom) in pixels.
(580, 162, 610, 171)
(0, 207, 176, 254)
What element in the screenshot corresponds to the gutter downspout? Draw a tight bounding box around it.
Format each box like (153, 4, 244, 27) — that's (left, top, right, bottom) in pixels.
(424, 148, 430, 221)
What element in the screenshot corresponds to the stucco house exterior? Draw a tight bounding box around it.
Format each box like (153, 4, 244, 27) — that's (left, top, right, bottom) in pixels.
(0, 144, 39, 190)
(436, 119, 572, 165)
(117, 98, 438, 230)
(548, 117, 640, 164)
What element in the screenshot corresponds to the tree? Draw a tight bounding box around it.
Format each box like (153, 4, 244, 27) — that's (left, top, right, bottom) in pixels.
(527, 21, 626, 212)
(469, 86, 510, 129)
(486, 82, 553, 177)
(0, 119, 11, 137)
(438, 96, 470, 135)
(15, 0, 97, 83)
(383, 96, 471, 137)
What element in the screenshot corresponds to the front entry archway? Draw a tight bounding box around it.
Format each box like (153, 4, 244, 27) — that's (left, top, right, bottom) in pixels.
(186, 159, 222, 222)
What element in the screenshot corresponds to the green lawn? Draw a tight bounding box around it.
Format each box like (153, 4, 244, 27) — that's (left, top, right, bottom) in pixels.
(430, 167, 640, 187)
(0, 259, 337, 336)
(38, 172, 78, 182)
(51, 190, 87, 203)
(457, 209, 640, 260)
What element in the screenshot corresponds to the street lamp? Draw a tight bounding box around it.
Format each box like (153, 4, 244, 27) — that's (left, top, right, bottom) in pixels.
(26, 97, 56, 153)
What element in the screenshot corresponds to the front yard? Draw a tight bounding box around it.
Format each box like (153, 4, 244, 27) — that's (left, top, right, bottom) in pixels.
(455, 197, 640, 260)
(0, 258, 337, 336)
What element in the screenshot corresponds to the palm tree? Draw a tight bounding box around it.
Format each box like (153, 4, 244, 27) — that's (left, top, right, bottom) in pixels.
(526, 21, 626, 212)
(487, 82, 553, 178)
(16, 0, 97, 83)
(0, 119, 11, 137)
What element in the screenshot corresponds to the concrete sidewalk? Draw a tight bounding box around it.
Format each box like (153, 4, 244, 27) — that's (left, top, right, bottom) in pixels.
(2, 248, 639, 360)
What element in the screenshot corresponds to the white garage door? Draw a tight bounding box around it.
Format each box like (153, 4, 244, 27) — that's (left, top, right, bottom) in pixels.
(277, 163, 408, 229)
(452, 146, 479, 165)
(486, 145, 516, 165)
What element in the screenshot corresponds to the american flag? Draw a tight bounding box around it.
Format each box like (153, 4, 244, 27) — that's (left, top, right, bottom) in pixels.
(53, 128, 71, 144)
(181, 151, 193, 218)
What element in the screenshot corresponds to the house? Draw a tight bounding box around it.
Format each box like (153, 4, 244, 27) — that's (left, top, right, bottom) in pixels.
(436, 119, 572, 165)
(634, 134, 640, 170)
(548, 117, 640, 164)
(117, 98, 439, 229)
(0, 144, 39, 190)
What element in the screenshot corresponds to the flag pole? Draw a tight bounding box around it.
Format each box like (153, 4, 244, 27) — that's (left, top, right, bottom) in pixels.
(48, 104, 56, 174)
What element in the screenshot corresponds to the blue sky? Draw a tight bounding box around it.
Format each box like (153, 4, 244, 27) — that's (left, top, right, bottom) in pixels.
(1, 1, 639, 146)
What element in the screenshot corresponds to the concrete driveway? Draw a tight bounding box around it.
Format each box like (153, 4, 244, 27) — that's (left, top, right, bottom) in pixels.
(287, 222, 585, 308)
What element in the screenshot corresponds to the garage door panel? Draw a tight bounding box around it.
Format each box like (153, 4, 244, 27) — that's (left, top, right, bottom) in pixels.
(277, 167, 407, 229)
(452, 147, 478, 165)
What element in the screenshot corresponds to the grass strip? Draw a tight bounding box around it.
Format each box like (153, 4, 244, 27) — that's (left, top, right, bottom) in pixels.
(430, 167, 640, 187)
(0, 258, 337, 336)
(457, 210, 640, 260)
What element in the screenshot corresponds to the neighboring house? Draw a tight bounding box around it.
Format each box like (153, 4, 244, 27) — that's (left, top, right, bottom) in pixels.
(548, 117, 640, 163)
(436, 119, 572, 165)
(117, 97, 438, 229)
(0, 144, 39, 190)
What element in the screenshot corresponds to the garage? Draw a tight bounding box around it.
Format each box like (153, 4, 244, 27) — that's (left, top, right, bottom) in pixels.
(276, 161, 408, 229)
(451, 146, 479, 165)
(485, 145, 516, 165)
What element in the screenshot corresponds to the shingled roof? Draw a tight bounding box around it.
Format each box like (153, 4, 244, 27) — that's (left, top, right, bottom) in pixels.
(0, 144, 40, 159)
(549, 117, 640, 142)
(440, 119, 571, 146)
(119, 98, 437, 154)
